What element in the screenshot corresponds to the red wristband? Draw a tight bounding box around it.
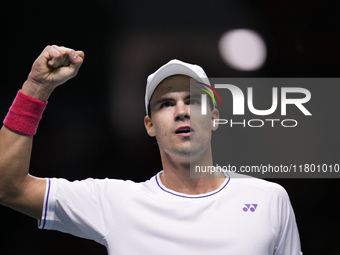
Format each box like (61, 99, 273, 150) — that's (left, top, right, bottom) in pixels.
(3, 90, 48, 136)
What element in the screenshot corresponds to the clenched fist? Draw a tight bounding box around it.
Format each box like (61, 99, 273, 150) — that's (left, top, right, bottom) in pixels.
(21, 45, 85, 100)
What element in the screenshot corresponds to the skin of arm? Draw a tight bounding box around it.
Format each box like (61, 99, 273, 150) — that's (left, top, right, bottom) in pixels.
(0, 45, 84, 219)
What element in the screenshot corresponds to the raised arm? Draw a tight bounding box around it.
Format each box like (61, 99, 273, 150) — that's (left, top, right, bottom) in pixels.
(0, 45, 84, 219)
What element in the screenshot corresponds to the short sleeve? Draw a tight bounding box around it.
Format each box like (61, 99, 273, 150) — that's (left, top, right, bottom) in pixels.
(273, 185, 302, 255)
(38, 177, 138, 246)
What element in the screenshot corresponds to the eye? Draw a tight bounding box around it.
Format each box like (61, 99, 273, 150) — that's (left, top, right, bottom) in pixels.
(160, 101, 173, 108)
(187, 98, 201, 105)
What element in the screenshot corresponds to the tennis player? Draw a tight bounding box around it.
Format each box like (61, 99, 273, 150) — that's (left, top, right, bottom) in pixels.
(0, 45, 302, 254)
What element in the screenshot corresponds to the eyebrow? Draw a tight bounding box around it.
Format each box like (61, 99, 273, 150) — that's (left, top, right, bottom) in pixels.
(154, 93, 202, 104)
(190, 93, 202, 99)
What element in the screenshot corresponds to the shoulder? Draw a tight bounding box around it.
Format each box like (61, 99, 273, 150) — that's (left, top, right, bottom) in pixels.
(228, 173, 289, 200)
(47, 176, 157, 215)
(52, 176, 147, 188)
(50, 176, 151, 201)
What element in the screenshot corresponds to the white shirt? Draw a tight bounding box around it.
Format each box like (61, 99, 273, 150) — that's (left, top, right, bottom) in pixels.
(39, 172, 302, 255)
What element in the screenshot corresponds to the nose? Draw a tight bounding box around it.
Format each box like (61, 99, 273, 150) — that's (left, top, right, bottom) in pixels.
(174, 101, 190, 121)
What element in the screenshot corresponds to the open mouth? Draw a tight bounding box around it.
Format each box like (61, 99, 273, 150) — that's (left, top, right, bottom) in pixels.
(175, 126, 194, 135)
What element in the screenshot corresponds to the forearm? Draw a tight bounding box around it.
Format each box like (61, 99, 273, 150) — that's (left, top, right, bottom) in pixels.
(0, 78, 51, 196)
(0, 77, 51, 197)
(0, 81, 50, 218)
(0, 124, 46, 219)
(0, 126, 33, 202)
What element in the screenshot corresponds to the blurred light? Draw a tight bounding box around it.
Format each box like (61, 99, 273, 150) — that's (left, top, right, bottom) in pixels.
(219, 29, 267, 71)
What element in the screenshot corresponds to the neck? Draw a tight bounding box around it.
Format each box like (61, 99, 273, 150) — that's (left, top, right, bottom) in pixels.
(159, 147, 225, 195)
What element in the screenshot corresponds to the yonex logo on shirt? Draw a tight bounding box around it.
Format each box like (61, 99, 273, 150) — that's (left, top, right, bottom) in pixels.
(243, 204, 258, 212)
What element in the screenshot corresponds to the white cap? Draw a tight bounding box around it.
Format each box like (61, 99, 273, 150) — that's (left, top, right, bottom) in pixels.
(145, 59, 211, 115)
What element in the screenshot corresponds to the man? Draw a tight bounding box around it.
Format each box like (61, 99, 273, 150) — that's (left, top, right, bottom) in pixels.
(0, 45, 302, 254)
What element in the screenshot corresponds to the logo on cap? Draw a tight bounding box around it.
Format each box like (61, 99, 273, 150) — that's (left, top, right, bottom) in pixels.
(196, 82, 222, 115)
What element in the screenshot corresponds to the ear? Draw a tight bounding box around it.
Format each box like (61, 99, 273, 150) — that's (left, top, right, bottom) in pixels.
(144, 115, 156, 137)
(211, 108, 219, 131)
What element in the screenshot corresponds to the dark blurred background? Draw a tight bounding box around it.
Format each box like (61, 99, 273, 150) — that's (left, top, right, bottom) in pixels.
(0, 0, 339, 254)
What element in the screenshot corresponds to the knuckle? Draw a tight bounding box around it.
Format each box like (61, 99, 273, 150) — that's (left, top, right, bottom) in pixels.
(44, 45, 53, 52)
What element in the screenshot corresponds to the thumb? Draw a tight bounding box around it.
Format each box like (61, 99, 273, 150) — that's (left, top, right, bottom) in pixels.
(69, 50, 84, 63)
(68, 50, 85, 75)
